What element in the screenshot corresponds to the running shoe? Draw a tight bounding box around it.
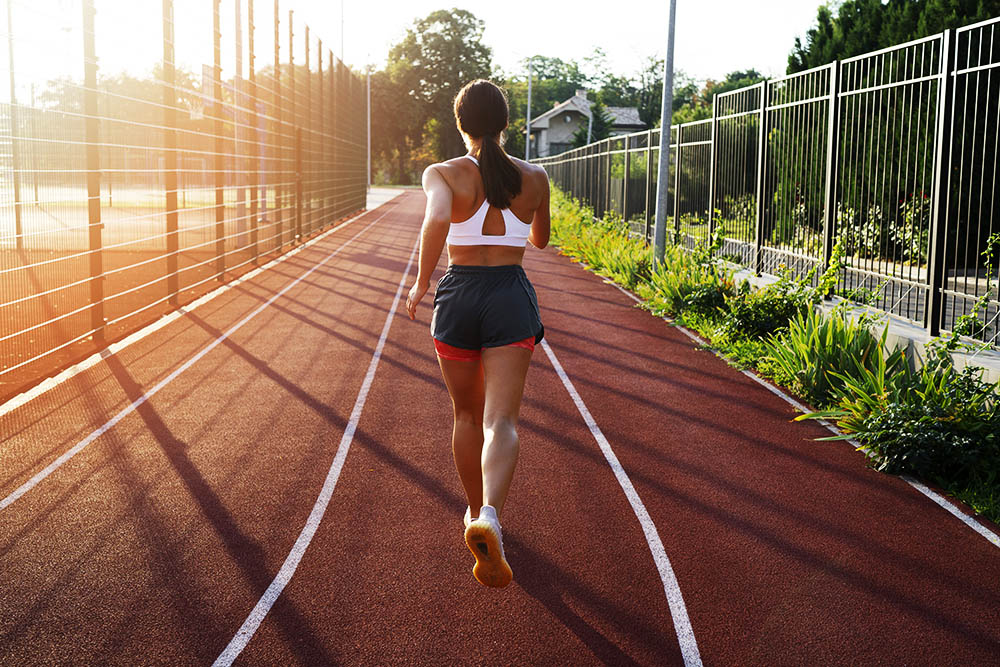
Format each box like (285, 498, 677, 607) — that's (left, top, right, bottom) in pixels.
(463, 505, 512, 588)
(463, 506, 473, 529)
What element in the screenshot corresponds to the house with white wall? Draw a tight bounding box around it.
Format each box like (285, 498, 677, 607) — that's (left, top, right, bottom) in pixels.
(526, 89, 646, 158)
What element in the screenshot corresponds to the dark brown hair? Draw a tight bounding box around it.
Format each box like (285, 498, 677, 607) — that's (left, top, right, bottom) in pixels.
(454, 79, 522, 209)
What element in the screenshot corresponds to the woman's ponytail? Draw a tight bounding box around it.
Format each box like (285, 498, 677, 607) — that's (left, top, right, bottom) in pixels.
(476, 134, 521, 209)
(454, 79, 522, 209)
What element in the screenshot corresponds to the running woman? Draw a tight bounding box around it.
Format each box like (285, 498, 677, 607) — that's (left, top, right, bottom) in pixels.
(405, 79, 550, 588)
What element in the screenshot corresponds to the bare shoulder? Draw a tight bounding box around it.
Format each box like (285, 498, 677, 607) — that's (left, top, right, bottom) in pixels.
(422, 161, 455, 189)
(509, 156, 548, 190)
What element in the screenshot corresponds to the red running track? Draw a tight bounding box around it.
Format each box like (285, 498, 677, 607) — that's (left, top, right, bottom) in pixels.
(1, 190, 998, 666)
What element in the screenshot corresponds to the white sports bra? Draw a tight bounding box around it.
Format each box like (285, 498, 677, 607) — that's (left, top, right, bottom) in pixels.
(446, 155, 532, 247)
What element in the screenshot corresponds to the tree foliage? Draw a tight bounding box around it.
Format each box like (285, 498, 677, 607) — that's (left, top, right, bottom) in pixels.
(372, 9, 492, 184)
(788, 0, 1000, 73)
(571, 99, 613, 147)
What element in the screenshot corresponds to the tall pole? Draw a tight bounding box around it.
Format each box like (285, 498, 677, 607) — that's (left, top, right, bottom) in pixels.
(366, 65, 371, 189)
(163, 0, 179, 304)
(525, 57, 532, 160)
(235, 0, 245, 245)
(653, 0, 677, 268)
(7, 0, 23, 248)
(83, 0, 104, 336)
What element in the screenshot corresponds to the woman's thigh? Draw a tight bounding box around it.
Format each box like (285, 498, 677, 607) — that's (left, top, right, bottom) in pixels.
(480, 346, 533, 422)
(437, 356, 486, 416)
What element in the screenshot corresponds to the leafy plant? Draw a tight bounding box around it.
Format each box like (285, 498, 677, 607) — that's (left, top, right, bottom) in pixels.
(764, 304, 906, 407)
(639, 231, 735, 317)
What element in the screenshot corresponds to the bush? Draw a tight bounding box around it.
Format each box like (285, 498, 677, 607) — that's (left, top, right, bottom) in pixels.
(723, 274, 813, 338)
(638, 232, 735, 318)
(764, 305, 908, 407)
(820, 358, 999, 486)
(549, 189, 651, 290)
(855, 400, 998, 482)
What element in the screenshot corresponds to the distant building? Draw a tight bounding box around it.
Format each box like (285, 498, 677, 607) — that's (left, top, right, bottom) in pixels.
(526, 89, 646, 158)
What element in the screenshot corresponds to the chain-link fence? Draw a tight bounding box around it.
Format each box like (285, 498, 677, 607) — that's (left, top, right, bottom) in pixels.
(535, 18, 1000, 346)
(0, 0, 368, 399)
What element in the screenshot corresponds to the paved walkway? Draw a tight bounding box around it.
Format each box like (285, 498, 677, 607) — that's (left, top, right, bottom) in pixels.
(1, 190, 998, 665)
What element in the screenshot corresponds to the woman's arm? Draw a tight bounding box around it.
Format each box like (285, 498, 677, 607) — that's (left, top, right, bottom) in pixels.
(528, 169, 550, 249)
(405, 164, 453, 320)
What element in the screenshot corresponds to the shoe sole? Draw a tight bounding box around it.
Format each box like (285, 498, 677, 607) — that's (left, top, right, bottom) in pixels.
(464, 520, 513, 588)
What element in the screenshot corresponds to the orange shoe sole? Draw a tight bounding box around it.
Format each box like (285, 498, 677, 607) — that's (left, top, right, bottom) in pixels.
(464, 520, 513, 588)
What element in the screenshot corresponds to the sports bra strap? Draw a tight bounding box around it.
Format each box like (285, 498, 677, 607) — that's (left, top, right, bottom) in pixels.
(463, 154, 479, 166)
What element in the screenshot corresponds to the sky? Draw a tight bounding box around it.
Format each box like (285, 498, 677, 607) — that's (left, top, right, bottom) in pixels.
(3, 0, 827, 103)
(298, 0, 828, 83)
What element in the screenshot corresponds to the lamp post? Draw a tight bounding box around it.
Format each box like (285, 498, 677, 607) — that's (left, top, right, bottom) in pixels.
(366, 63, 371, 189)
(653, 0, 677, 268)
(525, 57, 532, 160)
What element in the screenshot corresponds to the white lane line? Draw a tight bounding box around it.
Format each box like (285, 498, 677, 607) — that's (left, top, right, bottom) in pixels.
(0, 197, 403, 419)
(903, 476, 1000, 548)
(540, 339, 703, 667)
(605, 278, 1000, 550)
(213, 236, 419, 666)
(0, 207, 399, 513)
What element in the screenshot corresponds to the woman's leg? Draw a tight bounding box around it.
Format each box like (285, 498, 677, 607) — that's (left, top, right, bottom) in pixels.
(437, 357, 486, 513)
(479, 345, 533, 517)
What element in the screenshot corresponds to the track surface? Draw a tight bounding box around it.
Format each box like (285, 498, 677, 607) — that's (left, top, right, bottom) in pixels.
(1, 190, 998, 666)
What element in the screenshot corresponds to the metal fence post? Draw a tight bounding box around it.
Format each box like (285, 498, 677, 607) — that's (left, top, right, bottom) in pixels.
(213, 0, 224, 278)
(673, 124, 681, 239)
(645, 129, 652, 242)
(622, 135, 630, 224)
(707, 96, 718, 238)
(162, 0, 179, 304)
(821, 61, 841, 274)
(926, 29, 956, 337)
(334, 51, 340, 220)
(6, 0, 23, 249)
(289, 10, 300, 241)
(295, 127, 303, 240)
(82, 0, 104, 338)
(304, 25, 312, 234)
(272, 0, 281, 251)
(604, 138, 611, 218)
(248, 0, 258, 261)
(753, 80, 768, 274)
(318, 38, 324, 224)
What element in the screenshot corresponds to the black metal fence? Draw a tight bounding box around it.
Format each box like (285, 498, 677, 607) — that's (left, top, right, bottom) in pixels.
(535, 18, 1000, 346)
(0, 0, 368, 397)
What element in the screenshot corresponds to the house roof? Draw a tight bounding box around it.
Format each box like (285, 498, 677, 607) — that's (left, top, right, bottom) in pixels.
(606, 105, 644, 127)
(526, 92, 646, 133)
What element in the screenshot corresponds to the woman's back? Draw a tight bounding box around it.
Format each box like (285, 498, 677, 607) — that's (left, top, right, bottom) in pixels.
(435, 153, 550, 266)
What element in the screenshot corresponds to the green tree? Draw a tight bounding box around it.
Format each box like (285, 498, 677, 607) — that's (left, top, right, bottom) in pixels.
(635, 56, 665, 127)
(571, 99, 612, 147)
(374, 9, 493, 182)
(788, 0, 1000, 73)
(500, 55, 588, 158)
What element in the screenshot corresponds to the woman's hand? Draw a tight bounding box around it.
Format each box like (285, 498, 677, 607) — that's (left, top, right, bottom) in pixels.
(405, 280, 429, 320)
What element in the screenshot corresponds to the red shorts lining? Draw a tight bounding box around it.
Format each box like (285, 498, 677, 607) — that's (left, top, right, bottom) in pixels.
(434, 337, 535, 361)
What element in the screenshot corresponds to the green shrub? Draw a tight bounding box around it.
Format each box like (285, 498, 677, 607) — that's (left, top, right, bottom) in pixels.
(723, 273, 813, 338)
(764, 305, 906, 407)
(639, 233, 735, 318)
(549, 189, 651, 290)
(722, 237, 845, 340)
(818, 359, 999, 486)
